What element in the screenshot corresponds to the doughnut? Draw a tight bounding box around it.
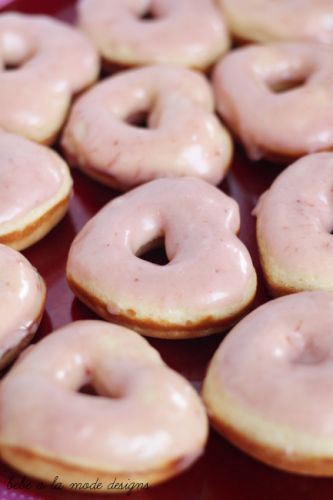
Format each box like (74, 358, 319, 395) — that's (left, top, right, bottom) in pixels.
(0, 13, 99, 144)
(66, 177, 257, 338)
(0, 132, 73, 251)
(78, 0, 230, 70)
(0, 244, 46, 370)
(61, 66, 233, 190)
(254, 153, 333, 296)
(202, 290, 333, 476)
(0, 320, 208, 490)
(213, 42, 333, 162)
(219, 0, 333, 44)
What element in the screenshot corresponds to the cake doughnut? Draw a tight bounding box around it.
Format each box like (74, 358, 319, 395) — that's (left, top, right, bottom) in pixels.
(213, 43, 333, 162)
(202, 291, 333, 476)
(0, 13, 99, 144)
(0, 244, 46, 370)
(0, 320, 208, 490)
(219, 0, 333, 44)
(66, 178, 257, 338)
(62, 66, 233, 190)
(255, 153, 333, 296)
(0, 133, 73, 251)
(78, 0, 229, 70)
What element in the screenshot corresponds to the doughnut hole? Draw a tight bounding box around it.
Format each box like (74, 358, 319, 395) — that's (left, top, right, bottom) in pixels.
(67, 361, 129, 400)
(136, 0, 166, 22)
(262, 56, 314, 94)
(136, 236, 170, 266)
(136, 235, 169, 265)
(267, 75, 309, 93)
(140, 9, 157, 21)
(130, 213, 176, 266)
(75, 376, 126, 400)
(78, 383, 98, 396)
(272, 324, 330, 366)
(78, 381, 124, 399)
(1, 31, 35, 71)
(285, 330, 329, 366)
(125, 109, 150, 129)
(123, 91, 162, 129)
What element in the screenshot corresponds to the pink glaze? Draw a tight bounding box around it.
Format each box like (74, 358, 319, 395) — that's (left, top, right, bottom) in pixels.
(78, 0, 229, 69)
(0, 244, 45, 361)
(0, 320, 208, 471)
(62, 66, 232, 190)
(67, 177, 256, 328)
(213, 43, 333, 160)
(220, 0, 333, 44)
(0, 133, 68, 227)
(255, 153, 333, 286)
(0, 13, 99, 143)
(207, 291, 333, 435)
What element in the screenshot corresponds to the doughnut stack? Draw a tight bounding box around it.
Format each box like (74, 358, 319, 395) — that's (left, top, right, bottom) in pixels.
(0, 0, 333, 494)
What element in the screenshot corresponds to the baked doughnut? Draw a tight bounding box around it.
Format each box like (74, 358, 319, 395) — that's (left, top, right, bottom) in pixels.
(0, 320, 208, 490)
(66, 178, 257, 338)
(0, 132, 73, 251)
(213, 43, 333, 162)
(255, 153, 333, 296)
(62, 66, 232, 190)
(78, 0, 229, 70)
(0, 13, 99, 144)
(0, 244, 46, 370)
(202, 291, 333, 476)
(219, 0, 333, 44)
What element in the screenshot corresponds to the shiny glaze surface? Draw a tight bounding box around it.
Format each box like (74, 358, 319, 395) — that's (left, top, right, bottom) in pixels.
(213, 43, 333, 160)
(0, 320, 207, 475)
(205, 291, 333, 434)
(78, 0, 229, 69)
(62, 65, 232, 190)
(255, 153, 333, 291)
(0, 132, 67, 227)
(0, 243, 45, 360)
(1, 1, 333, 499)
(67, 177, 256, 332)
(0, 12, 99, 142)
(220, 0, 333, 44)
(0, 145, 331, 500)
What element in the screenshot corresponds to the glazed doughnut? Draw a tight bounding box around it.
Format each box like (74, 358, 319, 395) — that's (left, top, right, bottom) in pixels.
(0, 244, 46, 370)
(0, 320, 208, 490)
(0, 133, 73, 251)
(66, 178, 257, 338)
(62, 66, 232, 190)
(202, 291, 333, 476)
(0, 13, 99, 144)
(219, 0, 333, 44)
(213, 43, 333, 162)
(255, 153, 333, 296)
(78, 0, 229, 70)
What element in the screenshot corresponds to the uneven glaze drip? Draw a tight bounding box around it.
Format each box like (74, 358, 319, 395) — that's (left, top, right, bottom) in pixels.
(78, 0, 229, 69)
(213, 43, 333, 160)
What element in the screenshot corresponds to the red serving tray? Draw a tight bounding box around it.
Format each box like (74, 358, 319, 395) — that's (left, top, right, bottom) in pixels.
(0, 1, 331, 499)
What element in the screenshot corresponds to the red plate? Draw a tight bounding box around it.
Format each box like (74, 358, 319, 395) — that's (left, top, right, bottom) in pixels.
(0, 2, 330, 499)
